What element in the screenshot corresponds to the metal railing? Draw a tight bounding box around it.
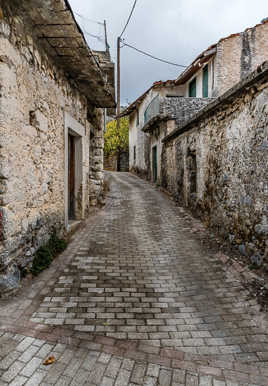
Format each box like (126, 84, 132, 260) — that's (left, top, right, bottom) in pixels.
(144, 95, 160, 125)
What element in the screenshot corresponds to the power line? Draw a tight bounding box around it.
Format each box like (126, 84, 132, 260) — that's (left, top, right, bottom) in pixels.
(77, 18, 105, 43)
(74, 11, 104, 26)
(121, 41, 187, 68)
(119, 0, 138, 38)
(83, 30, 105, 42)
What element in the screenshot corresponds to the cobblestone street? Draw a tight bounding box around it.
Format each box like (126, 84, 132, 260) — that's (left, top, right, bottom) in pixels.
(1, 172, 268, 385)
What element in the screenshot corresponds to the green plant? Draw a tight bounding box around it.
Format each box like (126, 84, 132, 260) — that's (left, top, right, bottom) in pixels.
(248, 263, 260, 270)
(30, 233, 67, 276)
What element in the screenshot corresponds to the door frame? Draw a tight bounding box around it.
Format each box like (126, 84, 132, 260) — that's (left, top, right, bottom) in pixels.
(152, 145, 157, 183)
(64, 112, 85, 230)
(68, 133, 76, 220)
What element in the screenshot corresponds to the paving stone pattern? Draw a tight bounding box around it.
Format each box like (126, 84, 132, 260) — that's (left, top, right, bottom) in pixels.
(1, 172, 268, 385)
(31, 173, 268, 360)
(1, 331, 268, 385)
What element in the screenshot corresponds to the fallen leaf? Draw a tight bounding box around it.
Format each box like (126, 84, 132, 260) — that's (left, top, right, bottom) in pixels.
(43, 356, 56, 365)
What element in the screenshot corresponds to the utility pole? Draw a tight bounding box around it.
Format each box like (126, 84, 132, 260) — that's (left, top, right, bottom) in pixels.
(116, 36, 121, 172)
(104, 20, 109, 55)
(116, 36, 121, 134)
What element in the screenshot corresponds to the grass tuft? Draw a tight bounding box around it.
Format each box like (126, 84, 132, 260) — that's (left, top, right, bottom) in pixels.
(30, 233, 67, 276)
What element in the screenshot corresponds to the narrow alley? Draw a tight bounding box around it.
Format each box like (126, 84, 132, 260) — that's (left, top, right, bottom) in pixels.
(1, 172, 268, 385)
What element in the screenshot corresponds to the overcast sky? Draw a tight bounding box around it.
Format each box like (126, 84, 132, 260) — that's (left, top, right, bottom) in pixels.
(68, 0, 268, 105)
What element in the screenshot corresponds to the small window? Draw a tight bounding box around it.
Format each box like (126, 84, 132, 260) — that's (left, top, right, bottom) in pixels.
(136, 110, 139, 126)
(134, 145, 136, 163)
(202, 64, 209, 98)
(189, 78, 196, 97)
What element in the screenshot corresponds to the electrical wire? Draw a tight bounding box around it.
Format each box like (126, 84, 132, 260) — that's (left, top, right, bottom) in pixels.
(74, 11, 104, 26)
(76, 18, 105, 43)
(121, 41, 187, 68)
(83, 30, 105, 42)
(119, 0, 138, 38)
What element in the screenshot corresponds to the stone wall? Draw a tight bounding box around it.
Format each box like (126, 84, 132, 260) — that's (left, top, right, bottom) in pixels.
(104, 154, 118, 171)
(0, 4, 105, 293)
(142, 97, 214, 184)
(104, 152, 129, 172)
(214, 20, 268, 97)
(162, 62, 268, 262)
(88, 108, 105, 206)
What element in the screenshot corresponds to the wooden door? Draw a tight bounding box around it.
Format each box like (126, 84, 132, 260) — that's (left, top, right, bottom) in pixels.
(152, 146, 157, 183)
(68, 134, 75, 220)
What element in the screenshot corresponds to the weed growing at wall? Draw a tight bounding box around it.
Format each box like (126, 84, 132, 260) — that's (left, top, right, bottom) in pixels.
(30, 233, 67, 276)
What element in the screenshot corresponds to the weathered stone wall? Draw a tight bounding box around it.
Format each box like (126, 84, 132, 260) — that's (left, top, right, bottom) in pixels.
(162, 62, 268, 262)
(214, 20, 268, 97)
(104, 154, 117, 171)
(88, 108, 105, 206)
(148, 121, 168, 184)
(143, 97, 214, 184)
(0, 4, 104, 293)
(104, 152, 129, 172)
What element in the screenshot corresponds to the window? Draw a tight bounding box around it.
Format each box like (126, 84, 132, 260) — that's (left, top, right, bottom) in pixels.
(189, 78, 196, 97)
(133, 145, 136, 163)
(202, 64, 209, 97)
(136, 110, 139, 126)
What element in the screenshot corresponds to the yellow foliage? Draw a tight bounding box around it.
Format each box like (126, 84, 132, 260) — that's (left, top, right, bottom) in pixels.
(104, 117, 129, 156)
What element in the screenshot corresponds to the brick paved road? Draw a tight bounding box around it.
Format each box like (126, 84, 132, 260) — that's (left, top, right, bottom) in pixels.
(31, 172, 268, 359)
(1, 172, 268, 385)
(2, 331, 268, 385)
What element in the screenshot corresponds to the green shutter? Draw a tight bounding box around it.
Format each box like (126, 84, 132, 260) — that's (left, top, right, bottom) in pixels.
(189, 78, 196, 97)
(203, 64, 209, 98)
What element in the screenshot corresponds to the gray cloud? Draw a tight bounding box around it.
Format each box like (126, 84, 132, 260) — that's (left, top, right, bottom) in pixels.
(69, 0, 268, 105)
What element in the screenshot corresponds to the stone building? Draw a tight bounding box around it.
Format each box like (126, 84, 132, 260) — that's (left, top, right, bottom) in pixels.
(121, 80, 213, 182)
(121, 80, 186, 178)
(176, 18, 268, 98)
(162, 61, 268, 264)
(0, 0, 115, 294)
(142, 97, 213, 183)
(122, 18, 268, 182)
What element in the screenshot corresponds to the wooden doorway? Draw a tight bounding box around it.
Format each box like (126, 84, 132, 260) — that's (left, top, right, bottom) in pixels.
(152, 145, 157, 183)
(68, 134, 75, 220)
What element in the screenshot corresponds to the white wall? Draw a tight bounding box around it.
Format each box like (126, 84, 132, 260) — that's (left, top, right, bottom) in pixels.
(185, 58, 215, 98)
(128, 84, 185, 173)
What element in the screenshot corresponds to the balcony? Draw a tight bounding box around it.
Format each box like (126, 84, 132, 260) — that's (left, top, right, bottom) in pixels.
(142, 96, 215, 133)
(144, 96, 161, 125)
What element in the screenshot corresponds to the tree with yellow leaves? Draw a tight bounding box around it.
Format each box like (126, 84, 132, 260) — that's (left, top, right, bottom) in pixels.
(104, 117, 129, 157)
